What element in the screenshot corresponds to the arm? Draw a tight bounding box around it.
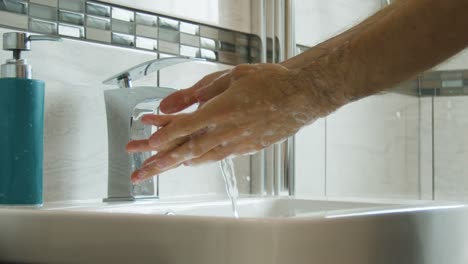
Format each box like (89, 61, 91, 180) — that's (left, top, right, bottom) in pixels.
(127, 0, 468, 182)
(285, 0, 468, 103)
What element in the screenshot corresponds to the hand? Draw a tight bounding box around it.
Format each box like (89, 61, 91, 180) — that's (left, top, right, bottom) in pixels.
(126, 63, 326, 183)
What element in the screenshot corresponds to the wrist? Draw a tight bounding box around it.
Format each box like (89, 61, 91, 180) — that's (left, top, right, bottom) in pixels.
(288, 45, 354, 118)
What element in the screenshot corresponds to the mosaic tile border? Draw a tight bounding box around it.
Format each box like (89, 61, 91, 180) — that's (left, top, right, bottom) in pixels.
(418, 70, 468, 97)
(296, 44, 468, 97)
(382, 69, 468, 97)
(0, 0, 263, 65)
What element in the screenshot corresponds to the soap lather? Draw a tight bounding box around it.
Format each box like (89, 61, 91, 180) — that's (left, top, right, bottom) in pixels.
(0, 32, 61, 205)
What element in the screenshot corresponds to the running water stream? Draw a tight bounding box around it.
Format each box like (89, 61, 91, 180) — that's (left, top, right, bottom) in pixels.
(219, 158, 239, 218)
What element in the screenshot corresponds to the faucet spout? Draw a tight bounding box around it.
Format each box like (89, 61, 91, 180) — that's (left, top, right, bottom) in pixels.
(101, 57, 201, 202)
(103, 86, 176, 202)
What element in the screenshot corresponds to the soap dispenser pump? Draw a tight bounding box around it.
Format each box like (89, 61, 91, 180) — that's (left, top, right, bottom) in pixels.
(0, 32, 60, 206)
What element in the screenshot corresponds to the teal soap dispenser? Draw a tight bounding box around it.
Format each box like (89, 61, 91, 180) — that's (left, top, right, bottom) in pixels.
(0, 32, 60, 205)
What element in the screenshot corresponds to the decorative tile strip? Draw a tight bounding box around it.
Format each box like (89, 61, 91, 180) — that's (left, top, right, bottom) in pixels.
(0, 0, 261, 65)
(296, 44, 468, 97)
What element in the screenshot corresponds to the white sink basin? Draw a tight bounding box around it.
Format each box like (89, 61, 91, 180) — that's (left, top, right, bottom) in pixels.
(0, 197, 467, 264)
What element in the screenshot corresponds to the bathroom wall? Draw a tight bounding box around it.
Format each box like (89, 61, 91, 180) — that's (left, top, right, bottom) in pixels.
(433, 96, 468, 201)
(294, 0, 422, 199)
(3, 0, 468, 202)
(0, 26, 240, 201)
(325, 93, 420, 199)
(293, 0, 416, 198)
(430, 48, 468, 200)
(0, 0, 263, 201)
(430, 55, 468, 201)
(294, 0, 468, 201)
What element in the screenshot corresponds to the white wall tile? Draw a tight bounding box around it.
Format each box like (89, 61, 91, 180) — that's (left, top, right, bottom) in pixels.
(295, 0, 382, 47)
(326, 93, 420, 199)
(294, 118, 326, 197)
(100, 0, 251, 33)
(433, 96, 468, 201)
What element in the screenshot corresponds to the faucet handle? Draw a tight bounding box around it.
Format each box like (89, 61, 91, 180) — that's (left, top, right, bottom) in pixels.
(102, 56, 204, 89)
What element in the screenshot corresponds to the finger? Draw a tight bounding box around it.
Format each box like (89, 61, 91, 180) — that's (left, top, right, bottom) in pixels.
(155, 136, 190, 154)
(184, 145, 233, 166)
(126, 115, 182, 153)
(126, 139, 152, 153)
(141, 149, 170, 167)
(194, 64, 259, 102)
(141, 114, 175, 127)
(195, 71, 231, 102)
(158, 89, 198, 114)
(186, 141, 262, 166)
(145, 125, 241, 170)
(159, 70, 227, 114)
(148, 111, 217, 149)
(229, 64, 262, 81)
(131, 163, 180, 183)
(147, 125, 210, 158)
(140, 137, 188, 167)
(141, 113, 193, 127)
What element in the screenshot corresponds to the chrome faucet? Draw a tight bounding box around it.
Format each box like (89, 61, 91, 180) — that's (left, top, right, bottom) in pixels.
(102, 57, 196, 202)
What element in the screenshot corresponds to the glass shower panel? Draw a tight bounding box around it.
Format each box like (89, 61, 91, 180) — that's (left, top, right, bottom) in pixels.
(293, 0, 422, 199)
(431, 68, 468, 201)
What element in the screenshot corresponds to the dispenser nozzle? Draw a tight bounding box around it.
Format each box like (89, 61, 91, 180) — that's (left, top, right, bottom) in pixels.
(1, 32, 62, 79)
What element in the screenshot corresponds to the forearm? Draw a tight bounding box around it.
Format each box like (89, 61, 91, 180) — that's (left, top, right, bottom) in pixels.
(282, 1, 401, 70)
(283, 0, 468, 112)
